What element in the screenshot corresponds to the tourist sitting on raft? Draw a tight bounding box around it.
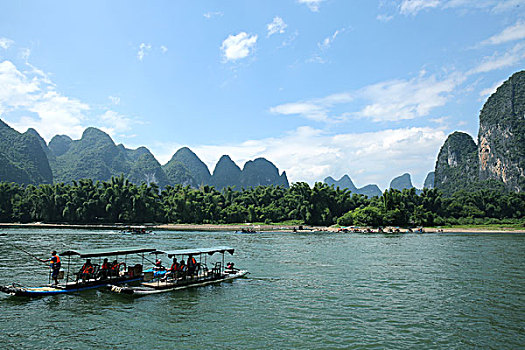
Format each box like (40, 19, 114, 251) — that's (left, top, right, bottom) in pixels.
(79, 259, 94, 282)
(187, 255, 198, 277)
(110, 260, 125, 277)
(161, 258, 179, 281)
(98, 258, 111, 279)
(153, 259, 165, 271)
(226, 262, 238, 272)
(178, 259, 187, 278)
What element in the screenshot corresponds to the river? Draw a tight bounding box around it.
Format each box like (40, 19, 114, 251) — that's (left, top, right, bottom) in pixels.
(0, 228, 523, 349)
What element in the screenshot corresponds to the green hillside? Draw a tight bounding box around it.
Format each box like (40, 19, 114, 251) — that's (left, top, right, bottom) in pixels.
(0, 120, 52, 184)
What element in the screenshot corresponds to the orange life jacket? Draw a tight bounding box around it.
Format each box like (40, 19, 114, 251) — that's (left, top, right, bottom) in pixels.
(101, 262, 110, 270)
(190, 257, 196, 265)
(50, 254, 61, 269)
(82, 264, 94, 274)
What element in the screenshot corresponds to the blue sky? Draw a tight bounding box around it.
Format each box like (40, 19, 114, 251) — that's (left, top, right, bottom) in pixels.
(0, 0, 524, 189)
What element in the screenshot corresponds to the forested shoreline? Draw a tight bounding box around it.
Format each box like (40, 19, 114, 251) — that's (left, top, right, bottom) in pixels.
(0, 176, 523, 227)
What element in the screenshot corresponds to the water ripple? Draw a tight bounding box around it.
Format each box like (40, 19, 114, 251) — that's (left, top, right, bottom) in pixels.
(0, 229, 523, 349)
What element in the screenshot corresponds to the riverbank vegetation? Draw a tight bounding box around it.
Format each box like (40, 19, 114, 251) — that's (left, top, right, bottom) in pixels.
(0, 176, 523, 227)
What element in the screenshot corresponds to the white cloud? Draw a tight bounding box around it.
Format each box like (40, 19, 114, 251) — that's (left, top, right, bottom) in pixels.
(0, 59, 137, 141)
(271, 102, 329, 122)
(221, 32, 258, 62)
(270, 92, 353, 122)
(481, 21, 525, 46)
(479, 79, 505, 98)
(159, 126, 445, 189)
(24, 90, 89, 139)
(357, 73, 465, 121)
(377, 14, 394, 22)
(137, 43, 152, 61)
(160, 45, 168, 54)
(279, 30, 299, 48)
(203, 11, 223, 19)
(0, 60, 40, 113)
(267, 17, 287, 37)
(399, 0, 440, 15)
(271, 73, 464, 123)
(297, 0, 325, 12)
(20, 48, 31, 61)
(0, 37, 14, 50)
(469, 42, 525, 74)
(399, 0, 525, 15)
(109, 95, 120, 105)
(430, 116, 449, 125)
(492, 0, 525, 12)
(318, 29, 343, 50)
(99, 110, 133, 137)
(307, 54, 327, 64)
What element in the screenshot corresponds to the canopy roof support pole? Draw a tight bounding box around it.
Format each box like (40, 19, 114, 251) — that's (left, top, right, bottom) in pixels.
(66, 255, 70, 284)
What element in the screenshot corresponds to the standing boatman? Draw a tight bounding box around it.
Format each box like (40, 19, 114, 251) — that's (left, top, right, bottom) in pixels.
(39, 250, 61, 285)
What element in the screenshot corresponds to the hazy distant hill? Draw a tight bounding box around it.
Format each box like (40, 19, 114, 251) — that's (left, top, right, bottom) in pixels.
(323, 174, 382, 197)
(357, 184, 382, 197)
(389, 173, 414, 191)
(0, 120, 53, 184)
(325, 175, 358, 193)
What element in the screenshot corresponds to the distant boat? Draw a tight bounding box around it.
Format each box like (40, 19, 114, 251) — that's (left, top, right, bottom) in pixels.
(0, 247, 156, 297)
(237, 228, 258, 234)
(109, 246, 248, 296)
(120, 226, 153, 235)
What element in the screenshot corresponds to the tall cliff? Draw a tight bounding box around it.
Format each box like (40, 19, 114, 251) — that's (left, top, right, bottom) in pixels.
(423, 172, 434, 189)
(210, 155, 242, 190)
(240, 158, 289, 189)
(163, 147, 211, 188)
(51, 127, 169, 187)
(0, 120, 53, 184)
(434, 132, 479, 195)
(478, 71, 525, 192)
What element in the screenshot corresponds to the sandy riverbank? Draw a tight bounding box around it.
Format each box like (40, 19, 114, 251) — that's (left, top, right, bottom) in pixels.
(0, 222, 524, 233)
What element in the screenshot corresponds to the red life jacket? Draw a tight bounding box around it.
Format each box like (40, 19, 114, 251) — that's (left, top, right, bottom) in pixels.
(52, 254, 61, 264)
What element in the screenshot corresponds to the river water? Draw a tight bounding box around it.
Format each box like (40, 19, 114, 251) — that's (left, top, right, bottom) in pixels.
(0, 228, 523, 349)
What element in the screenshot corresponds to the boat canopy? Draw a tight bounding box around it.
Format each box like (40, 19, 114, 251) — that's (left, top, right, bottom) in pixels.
(60, 247, 156, 258)
(157, 246, 235, 258)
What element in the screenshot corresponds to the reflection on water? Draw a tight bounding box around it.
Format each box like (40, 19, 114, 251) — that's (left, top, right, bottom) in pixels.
(0, 228, 524, 349)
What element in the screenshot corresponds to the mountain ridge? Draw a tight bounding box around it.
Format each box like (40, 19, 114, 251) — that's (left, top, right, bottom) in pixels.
(0, 119, 289, 190)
